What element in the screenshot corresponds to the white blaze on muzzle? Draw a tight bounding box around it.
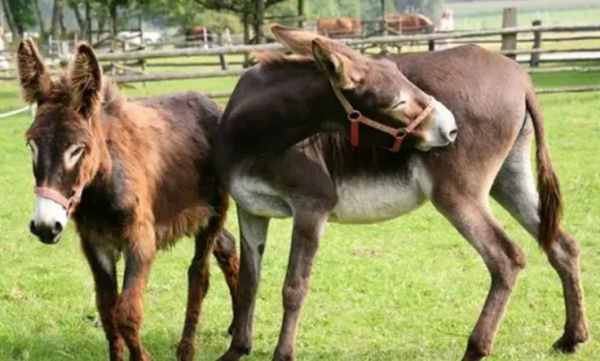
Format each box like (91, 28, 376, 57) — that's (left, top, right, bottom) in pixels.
(32, 196, 68, 231)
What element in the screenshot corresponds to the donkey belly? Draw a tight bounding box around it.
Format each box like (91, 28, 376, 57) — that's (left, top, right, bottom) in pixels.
(230, 175, 293, 219)
(329, 176, 427, 224)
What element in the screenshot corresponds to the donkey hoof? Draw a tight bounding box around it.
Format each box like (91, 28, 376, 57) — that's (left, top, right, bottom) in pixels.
(217, 346, 250, 361)
(553, 336, 581, 354)
(553, 327, 589, 354)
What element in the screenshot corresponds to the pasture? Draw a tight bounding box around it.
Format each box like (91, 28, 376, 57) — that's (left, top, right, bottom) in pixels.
(1, 68, 600, 361)
(448, 0, 600, 29)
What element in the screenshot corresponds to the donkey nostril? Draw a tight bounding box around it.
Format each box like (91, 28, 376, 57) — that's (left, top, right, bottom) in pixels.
(52, 222, 63, 236)
(448, 128, 458, 141)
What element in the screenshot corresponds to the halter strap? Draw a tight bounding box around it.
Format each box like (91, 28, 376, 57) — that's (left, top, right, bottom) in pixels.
(35, 186, 83, 216)
(328, 79, 435, 152)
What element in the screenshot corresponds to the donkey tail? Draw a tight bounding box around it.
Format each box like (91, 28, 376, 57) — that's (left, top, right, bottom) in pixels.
(526, 87, 562, 251)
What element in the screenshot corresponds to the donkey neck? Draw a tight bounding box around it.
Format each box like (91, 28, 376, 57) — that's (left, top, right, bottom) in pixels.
(218, 62, 345, 160)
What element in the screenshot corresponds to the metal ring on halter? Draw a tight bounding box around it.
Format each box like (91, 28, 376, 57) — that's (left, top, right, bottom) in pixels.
(348, 110, 361, 121)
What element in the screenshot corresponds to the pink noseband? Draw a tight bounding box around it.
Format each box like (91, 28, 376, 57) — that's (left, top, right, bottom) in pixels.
(35, 186, 83, 216)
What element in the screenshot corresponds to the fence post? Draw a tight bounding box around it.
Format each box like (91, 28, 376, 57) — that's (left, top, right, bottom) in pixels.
(380, 0, 389, 55)
(427, 24, 435, 51)
(530, 20, 542, 68)
(297, 0, 305, 28)
(501, 7, 518, 60)
(218, 33, 229, 71)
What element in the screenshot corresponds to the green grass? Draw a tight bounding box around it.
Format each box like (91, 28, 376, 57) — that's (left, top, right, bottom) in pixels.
(1, 72, 600, 361)
(448, 0, 600, 29)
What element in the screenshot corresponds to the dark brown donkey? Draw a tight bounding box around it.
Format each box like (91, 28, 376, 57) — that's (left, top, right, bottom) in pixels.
(18, 40, 238, 361)
(214, 26, 588, 361)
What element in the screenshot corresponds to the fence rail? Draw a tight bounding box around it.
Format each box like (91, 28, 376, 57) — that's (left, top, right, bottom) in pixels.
(2, 18, 599, 97)
(91, 23, 600, 63)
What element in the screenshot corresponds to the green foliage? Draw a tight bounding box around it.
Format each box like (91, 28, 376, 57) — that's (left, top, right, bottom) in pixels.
(8, 0, 37, 34)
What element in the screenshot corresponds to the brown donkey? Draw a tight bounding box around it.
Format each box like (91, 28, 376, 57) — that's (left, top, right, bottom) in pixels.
(18, 40, 238, 361)
(214, 26, 588, 361)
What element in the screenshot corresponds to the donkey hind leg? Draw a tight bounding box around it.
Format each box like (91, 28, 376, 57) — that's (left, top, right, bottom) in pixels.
(176, 218, 230, 361)
(114, 225, 157, 361)
(491, 129, 588, 352)
(272, 210, 329, 361)
(218, 207, 270, 361)
(434, 199, 526, 361)
(212, 229, 240, 336)
(81, 241, 124, 361)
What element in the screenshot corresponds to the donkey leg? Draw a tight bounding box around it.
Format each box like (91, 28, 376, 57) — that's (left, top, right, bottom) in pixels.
(218, 208, 269, 361)
(434, 200, 526, 361)
(212, 229, 240, 336)
(272, 211, 328, 361)
(115, 226, 156, 361)
(177, 220, 230, 361)
(491, 137, 588, 352)
(81, 240, 124, 361)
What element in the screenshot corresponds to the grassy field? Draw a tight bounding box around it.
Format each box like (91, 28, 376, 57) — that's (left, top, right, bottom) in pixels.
(448, 0, 600, 29)
(1, 66, 600, 361)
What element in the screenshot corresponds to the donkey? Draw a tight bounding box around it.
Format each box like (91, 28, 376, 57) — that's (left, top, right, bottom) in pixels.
(18, 39, 238, 361)
(214, 26, 588, 361)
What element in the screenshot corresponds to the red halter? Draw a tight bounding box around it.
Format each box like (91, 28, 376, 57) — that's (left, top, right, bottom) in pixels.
(35, 186, 83, 216)
(328, 79, 435, 152)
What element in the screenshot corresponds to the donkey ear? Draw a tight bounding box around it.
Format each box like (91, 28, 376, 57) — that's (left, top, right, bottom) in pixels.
(312, 39, 363, 90)
(17, 38, 52, 104)
(70, 43, 102, 118)
(271, 24, 327, 56)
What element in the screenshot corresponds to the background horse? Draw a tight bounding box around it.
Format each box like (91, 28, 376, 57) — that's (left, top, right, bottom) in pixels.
(316, 17, 362, 38)
(18, 40, 238, 361)
(215, 26, 588, 361)
(387, 12, 433, 35)
(186, 26, 214, 46)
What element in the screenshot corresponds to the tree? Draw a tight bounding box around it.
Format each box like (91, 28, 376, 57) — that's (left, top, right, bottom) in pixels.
(50, 0, 62, 40)
(1, 0, 20, 39)
(1, 0, 36, 38)
(194, 0, 290, 44)
(32, 0, 46, 36)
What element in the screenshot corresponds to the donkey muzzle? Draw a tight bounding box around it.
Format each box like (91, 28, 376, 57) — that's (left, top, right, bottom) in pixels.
(30, 196, 68, 244)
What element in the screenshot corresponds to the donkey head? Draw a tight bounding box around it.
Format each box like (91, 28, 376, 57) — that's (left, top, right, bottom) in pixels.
(271, 25, 457, 151)
(19, 39, 107, 244)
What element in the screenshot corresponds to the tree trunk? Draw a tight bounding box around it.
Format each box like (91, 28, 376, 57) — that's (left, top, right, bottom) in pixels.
(33, 0, 46, 36)
(1, 0, 20, 40)
(50, 0, 62, 40)
(110, 3, 118, 38)
(70, 3, 87, 39)
(85, 2, 91, 42)
(242, 11, 250, 67)
(254, 0, 264, 44)
(59, 7, 67, 35)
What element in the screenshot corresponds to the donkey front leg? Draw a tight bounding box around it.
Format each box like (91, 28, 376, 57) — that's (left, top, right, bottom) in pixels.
(434, 199, 527, 361)
(219, 208, 269, 361)
(115, 226, 157, 361)
(81, 240, 124, 361)
(272, 211, 328, 361)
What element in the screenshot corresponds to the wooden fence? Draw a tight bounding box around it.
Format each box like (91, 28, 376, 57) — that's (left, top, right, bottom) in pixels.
(1, 13, 599, 96)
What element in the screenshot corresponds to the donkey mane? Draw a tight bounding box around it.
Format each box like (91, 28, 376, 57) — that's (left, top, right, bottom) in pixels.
(43, 73, 125, 117)
(251, 51, 314, 65)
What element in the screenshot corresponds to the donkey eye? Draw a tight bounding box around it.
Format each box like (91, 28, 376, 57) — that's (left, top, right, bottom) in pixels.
(64, 144, 85, 169)
(391, 98, 408, 110)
